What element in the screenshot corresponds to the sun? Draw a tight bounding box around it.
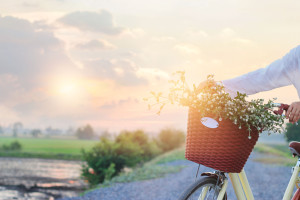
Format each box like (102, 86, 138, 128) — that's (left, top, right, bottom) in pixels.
(59, 83, 76, 95)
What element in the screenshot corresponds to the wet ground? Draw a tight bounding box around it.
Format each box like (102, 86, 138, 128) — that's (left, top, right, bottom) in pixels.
(0, 157, 87, 200)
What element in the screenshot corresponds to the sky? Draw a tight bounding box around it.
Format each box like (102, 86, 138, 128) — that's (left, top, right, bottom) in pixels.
(0, 0, 300, 133)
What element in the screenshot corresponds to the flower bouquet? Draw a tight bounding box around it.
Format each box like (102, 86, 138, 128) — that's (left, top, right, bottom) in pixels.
(146, 71, 285, 172)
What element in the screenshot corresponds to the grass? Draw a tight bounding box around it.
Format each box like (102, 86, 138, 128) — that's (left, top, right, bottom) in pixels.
(253, 143, 297, 166)
(148, 147, 185, 165)
(0, 136, 98, 160)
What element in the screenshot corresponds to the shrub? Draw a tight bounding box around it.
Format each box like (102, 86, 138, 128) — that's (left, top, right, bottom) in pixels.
(81, 130, 161, 186)
(285, 121, 300, 142)
(81, 138, 126, 185)
(156, 128, 185, 152)
(116, 130, 161, 161)
(1, 140, 22, 151)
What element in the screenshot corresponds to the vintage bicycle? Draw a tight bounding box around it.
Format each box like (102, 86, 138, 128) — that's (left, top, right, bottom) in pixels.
(178, 103, 300, 200)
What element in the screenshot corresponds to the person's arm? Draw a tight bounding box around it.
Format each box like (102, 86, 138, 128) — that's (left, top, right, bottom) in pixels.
(198, 45, 300, 123)
(222, 46, 300, 97)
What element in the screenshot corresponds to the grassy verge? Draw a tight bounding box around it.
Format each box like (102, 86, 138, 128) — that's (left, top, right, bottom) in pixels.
(253, 143, 297, 166)
(0, 136, 98, 160)
(0, 151, 83, 160)
(147, 147, 185, 165)
(91, 148, 187, 190)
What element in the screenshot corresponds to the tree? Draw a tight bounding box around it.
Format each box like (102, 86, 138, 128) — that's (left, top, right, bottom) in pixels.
(285, 121, 300, 142)
(156, 128, 185, 152)
(31, 129, 42, 137)
(76, 124, 95, 139)
(12, 122, 23, 137)
(0, 126, 3, 135)
(66, 127, 75, 135)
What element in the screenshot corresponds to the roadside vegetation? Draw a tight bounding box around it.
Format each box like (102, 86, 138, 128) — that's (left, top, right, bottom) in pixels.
(80, 147, 186, 196)
(81, 128, 186, 186)
(253, 143, 296, 166)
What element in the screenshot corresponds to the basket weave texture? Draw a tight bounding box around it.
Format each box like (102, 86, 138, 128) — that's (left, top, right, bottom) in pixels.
(185, 108, 259, 173)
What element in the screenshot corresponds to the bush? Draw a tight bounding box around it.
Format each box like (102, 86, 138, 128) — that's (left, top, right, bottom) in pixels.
(1, 140, 22, 151)
(116, 130, 161, 161)
(81, 130, 161, 186)
(285, 121, 300, 142)
(156, 128, 185, 152)
(81, 138, 126, 185)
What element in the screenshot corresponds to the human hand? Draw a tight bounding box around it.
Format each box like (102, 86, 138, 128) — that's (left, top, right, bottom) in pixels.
(286, 101, 300, 123)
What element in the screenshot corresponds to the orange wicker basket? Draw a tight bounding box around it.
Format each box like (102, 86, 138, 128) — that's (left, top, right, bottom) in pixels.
(185, 108, 259, 173)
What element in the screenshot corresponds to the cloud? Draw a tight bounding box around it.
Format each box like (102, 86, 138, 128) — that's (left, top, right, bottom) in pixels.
(84, 58, 148, 86)
(75, 39, 115, 50)
(100, 98, 139, 110)
(174, 43, 201, 55)
(58, 10, 124, 35)
(0, 15, 77, 86)
(0, 15, 81, 124)
(219, 27, 237, 38)
(186, 30, 208, 38)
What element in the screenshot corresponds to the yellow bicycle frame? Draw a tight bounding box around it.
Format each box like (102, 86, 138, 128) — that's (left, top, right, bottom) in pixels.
(215, 158, 300, 200)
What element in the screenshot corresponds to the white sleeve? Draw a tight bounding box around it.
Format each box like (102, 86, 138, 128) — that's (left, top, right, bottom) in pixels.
(222, 45, 300, 98)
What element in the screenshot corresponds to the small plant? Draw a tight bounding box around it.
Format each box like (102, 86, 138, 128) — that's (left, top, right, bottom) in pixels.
(145, 71, 286, 138)
(1, 140, 22, 151)
(81, 130, 161, 186)
(81, 138, 125, 186)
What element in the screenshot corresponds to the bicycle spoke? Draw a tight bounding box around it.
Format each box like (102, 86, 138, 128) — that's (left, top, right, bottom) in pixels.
(198, 186, 209, 200)
(188, 184, 220, 200)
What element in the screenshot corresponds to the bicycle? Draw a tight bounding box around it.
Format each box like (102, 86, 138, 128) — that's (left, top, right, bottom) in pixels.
(178, 103, 300, 200)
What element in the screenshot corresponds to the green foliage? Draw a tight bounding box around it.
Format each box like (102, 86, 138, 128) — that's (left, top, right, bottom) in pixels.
(81, 138, 125, 186)
(1, 140, 22, 151)
(116, 130, 161, 162)
(146, 72, 286, 137)
(81, 130, 161, 186)
(76, 124, 95, 140)
(285, 121, 300, 142)
(156, 128, 185, 152)
(153, 148, 185, 164)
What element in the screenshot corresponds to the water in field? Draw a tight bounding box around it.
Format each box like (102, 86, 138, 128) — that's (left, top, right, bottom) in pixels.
(0, 157, 87, 200)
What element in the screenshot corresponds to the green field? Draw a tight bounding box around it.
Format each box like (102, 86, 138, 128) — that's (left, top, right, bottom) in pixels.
(0, 137, 98, 160)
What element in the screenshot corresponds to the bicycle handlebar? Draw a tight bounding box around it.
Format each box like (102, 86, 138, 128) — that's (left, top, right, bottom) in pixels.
(272, 103, 290, 115)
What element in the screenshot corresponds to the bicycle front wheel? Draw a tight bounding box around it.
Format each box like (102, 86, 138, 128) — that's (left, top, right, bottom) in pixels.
(178, 176, 227, 200)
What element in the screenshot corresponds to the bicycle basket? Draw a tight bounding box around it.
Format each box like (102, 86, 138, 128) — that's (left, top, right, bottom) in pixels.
(185, 108, 259, 173)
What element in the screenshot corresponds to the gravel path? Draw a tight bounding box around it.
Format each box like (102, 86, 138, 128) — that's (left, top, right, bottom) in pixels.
(61, 152, 294, 200)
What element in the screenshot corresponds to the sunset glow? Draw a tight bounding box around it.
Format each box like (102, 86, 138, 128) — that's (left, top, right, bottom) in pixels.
(0, 0, 300, 132)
